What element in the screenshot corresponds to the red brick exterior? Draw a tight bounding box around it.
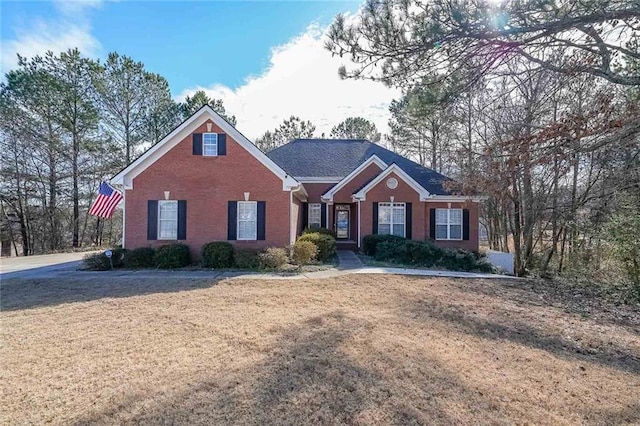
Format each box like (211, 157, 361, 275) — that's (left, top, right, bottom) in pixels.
(424, 201, 479, 251)
(359, 171, 426, 243)
(303, 183, 334, 202)
(332, 163, 383, 203)
(125, 119, 290, 257)
(124, 115, 479, 255)
(357, 172, 480, 251)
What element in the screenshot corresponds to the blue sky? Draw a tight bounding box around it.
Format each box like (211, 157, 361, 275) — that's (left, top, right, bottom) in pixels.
(1, 0, 399, 138)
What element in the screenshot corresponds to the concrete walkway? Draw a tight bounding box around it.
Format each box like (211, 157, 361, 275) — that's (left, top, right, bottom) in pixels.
(336, 250, 364, 270)
(0, 250, 518, 281)
(0, 251, 99, 280)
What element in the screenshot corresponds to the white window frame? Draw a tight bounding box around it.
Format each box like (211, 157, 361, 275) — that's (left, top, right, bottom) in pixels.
(435, 208, 463, 241)
(158, 200, 178, 240)
(378, 202, 406, 238)
(308, 203, 322, 228)
(202, 133, 218, 157)
(237, 201, 257, 241)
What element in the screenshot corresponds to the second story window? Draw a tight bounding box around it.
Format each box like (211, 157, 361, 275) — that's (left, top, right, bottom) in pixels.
(203, 133, 218, 156)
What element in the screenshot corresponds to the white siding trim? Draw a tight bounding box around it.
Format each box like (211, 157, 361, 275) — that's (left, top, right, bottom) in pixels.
(353, 164, 430, 201)
(321, 154, 387, 202)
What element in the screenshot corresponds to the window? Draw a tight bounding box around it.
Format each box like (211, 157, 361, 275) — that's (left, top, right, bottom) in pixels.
(158, 200, 178, 240)
(436, 208, 462, 240)
(378, 202, 405, 237)
(203, 133, 218, 156)
(237, 201, 257, 240)
(308, 203, 321, 228)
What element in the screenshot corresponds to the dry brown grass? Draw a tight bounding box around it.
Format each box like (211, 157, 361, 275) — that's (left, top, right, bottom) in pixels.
(1, 274, 639, 425)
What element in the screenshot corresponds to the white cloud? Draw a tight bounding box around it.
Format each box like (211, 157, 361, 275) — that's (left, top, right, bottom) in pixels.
(176, 23, 400, 140)
(1, 1, 102, 75)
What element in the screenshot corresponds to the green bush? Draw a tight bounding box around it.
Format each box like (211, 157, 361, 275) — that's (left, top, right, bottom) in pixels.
(362, 234, 406, 256)
(154, 243, 191, 269)
(83, 248, 126, 270)
(234, 248, 261, 269)
(291, 240, 318, 265)
(303, 226, 336, 238)
(201, 242, 234, 268)
(123, 247, 155, 268)
(258, 247, 289, 269)
(438, 248, 477, 271)
(298, 232, 335, 262)
(374, 239, 493, 272)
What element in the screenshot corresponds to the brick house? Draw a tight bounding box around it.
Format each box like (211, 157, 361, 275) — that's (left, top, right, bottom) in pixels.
(111, 106, 482, 255)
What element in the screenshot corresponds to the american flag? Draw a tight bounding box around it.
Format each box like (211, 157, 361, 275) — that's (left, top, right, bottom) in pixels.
(89, 182, 123, 218)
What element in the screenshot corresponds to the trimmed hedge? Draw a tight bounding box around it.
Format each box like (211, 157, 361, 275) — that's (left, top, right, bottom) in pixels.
(362, 234, 406, 256)
(83, 248, 126, 270)
(291, 240, 318, 265)
(234, 248, 261, 269)
(123, 247, 156, 268)
(374, 239, 493, 272)
(154, 243, 191, 269)
(298, 232, 335, 262)
(201, 242, 234, 268)
(303, 226, 337, 238)
(258, 247, 288, 269)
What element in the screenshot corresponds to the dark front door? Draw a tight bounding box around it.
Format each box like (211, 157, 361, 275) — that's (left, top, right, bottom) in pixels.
(335, 205, 350, 239)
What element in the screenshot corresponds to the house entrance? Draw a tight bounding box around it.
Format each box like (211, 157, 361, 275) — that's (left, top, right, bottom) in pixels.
(335, 204, 350, 240)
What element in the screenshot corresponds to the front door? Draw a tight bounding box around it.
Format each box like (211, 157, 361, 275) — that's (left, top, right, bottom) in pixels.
(335, 205, 350, 239)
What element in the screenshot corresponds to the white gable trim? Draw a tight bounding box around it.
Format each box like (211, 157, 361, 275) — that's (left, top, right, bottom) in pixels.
(353, 163, 430, 201)
(426, 195, 486, 202)
(296, 177, 343, 183)
(111, 106, 298, 190)
(321, 155, 387, 202)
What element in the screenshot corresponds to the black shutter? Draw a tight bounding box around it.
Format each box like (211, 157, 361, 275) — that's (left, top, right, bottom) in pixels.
(372, 202, 379, 234)
(217, 133, 227, 155)
(320, 203, 327, 228)
(302, 202, 308, 229)
(227, 201, 237, 240)
(192, 133, 203, 155)
(177, 200, 187, 240)
(405, 202, 412, 240)
(429, 208, 436, 239)
(463, 209, 470, 241)
(147, 200, 158, 240)
(257, 201, 266, 240)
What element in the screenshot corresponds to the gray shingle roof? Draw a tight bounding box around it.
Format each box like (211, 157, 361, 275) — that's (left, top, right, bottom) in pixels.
(266, 139, 453, 195)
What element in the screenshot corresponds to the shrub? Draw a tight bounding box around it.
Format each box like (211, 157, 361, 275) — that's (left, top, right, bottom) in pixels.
(438, 248, 476, 271)
(373, 239, 493, 272)
(234, 248, 261, 269)
(201, 242, 234, 268)
(298, 232, 335, 262)
(83, 248, 126, 270)
(291, 240, 318, 265)
(303, 226, 337, 238)
(258, 247, 289, 269)
(154, 243, 191, 269)
(123, 247, 155, 268)
(362, 234, 406, 256)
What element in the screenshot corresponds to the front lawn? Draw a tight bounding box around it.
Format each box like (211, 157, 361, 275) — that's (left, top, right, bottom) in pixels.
(1, 275, 638, 424)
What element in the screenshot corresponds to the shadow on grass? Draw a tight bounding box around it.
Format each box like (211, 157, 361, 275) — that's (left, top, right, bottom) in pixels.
(0, 275, 220, 312)
(78, 311, 506, 425)
(401, 294, 640, 375)
(450, 277, 640, 329)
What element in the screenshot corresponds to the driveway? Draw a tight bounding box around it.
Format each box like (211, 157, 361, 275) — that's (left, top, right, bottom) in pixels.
(0, 252, 98, 280)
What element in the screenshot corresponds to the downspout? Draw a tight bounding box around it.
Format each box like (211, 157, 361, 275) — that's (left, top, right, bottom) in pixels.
(121, 186, 126, 249)
(289, 190, 293, 247)
(290, 183, 307, 246)
(357, 199, 361, 248)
